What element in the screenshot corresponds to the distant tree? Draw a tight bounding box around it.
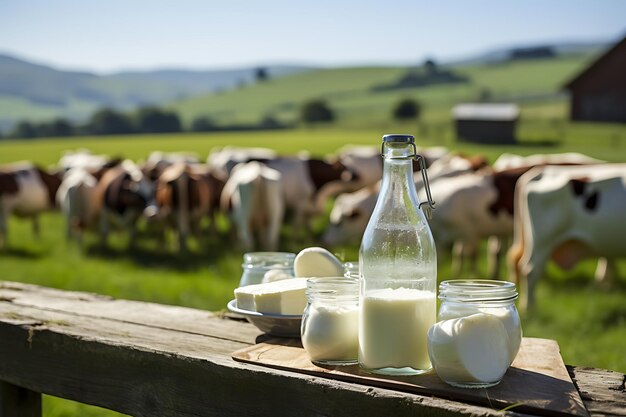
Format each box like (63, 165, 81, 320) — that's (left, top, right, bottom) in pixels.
(135, 107, 182, 133)
(255, 67, 269, 83)
(10, 121, 37, 139)
(88, 108, 134, 135)
(191, 115, 216, 132)
(392, 98, 421, 120)
(301, 99, 335, 123)
(260, 115, 281, 128)
(36, 118, 74, 137)
(424, 59, 438, 75)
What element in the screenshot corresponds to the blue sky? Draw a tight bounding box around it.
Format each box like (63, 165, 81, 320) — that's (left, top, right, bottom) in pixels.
(1, 0, 625, 73)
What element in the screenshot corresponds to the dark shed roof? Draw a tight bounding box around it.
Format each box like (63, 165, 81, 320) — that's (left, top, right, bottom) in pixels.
(564, 36, 626, 90)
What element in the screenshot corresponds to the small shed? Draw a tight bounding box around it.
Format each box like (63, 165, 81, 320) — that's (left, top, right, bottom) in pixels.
(564, 36, 626, 123)
(452, 103, 519, 144)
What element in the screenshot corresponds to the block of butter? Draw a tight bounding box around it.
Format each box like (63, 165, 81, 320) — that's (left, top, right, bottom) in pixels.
(234, 278, 308, 315)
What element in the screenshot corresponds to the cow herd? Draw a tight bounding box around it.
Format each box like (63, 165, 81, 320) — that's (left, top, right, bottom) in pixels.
(1, 146, 624, 308)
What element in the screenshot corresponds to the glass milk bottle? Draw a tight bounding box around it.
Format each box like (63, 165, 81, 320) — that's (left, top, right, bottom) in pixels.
(359, 134, 437, 376)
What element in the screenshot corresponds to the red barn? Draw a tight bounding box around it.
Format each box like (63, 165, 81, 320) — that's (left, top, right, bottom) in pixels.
(564, 36, 626, 123)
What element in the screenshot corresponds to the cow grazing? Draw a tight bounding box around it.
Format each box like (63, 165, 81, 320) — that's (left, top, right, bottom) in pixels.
(426, 171, 514, 278)
(56, 168, 99, 245)
(155, 162, 215, 251)
(95, 160, 158, 247)
(508, 164, 626, 310)
(0, 163, 62, 248)
(322, 154, 488, 247)
(220, 161, 284, 251)
(316, 146, 450, 213)
(336, 145, 382, 189)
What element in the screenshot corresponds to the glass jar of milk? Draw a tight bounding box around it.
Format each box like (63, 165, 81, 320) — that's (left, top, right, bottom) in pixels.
(359, 134, 438, 376)
(428, 280, 522, 388)
(239, 252, 295, 287)
(301, 277, 359, 365)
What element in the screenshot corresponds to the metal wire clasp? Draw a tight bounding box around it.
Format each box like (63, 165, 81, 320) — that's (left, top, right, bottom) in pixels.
(416, 152, 436, 219)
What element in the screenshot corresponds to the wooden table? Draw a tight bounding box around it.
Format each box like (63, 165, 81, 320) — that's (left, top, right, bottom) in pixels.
(0, 281, 624, 417)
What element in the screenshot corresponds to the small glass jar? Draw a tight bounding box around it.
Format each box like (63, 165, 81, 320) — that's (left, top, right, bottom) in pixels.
(239, 252, 295, 287)
(301, 277, 359, 366)
(428, 280, 522, 388)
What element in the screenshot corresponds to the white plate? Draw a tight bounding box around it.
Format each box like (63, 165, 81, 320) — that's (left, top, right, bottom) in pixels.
(227, 299, 302, 338)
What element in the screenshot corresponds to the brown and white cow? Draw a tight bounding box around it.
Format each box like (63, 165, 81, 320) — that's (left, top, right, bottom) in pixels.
(220, 161, 284, 251)
(508, 164, 626, 310)
(94, 160, 158, 247)
(317, 145, 450, 211)
(322, 153, 488, 248)
(0, 163, 62, 248)
(212, 151, 359, 234)
(154, 162, 219, 251)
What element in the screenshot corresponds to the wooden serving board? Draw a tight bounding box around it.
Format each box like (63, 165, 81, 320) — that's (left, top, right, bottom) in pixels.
(232, 337, 588, 417)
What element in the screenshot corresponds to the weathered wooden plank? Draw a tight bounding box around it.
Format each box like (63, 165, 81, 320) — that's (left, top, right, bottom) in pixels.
(569, 366, 626, 416)
(0, 282, 528, 417)
(0, 303, 249, 359)
(0, 381, 41, 417)
(0, 281, 259, 344)
(0, 319, 524, 417)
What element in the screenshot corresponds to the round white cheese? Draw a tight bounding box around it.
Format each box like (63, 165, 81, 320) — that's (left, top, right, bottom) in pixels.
(428, 313, 510, 385)
(294, 247, 344, 277)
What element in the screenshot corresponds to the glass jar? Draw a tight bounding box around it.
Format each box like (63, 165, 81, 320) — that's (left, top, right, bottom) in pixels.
(301, 277, 359, 365)
(359, 134, 437, 376)
(239, 252, 295, 287)
(428, 280, 522, 388)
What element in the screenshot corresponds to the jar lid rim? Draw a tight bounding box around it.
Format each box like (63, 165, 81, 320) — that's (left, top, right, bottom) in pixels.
(439, 279, 518, 302)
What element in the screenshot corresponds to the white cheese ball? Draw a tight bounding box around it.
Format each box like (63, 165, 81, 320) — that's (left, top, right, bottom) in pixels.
(294, 247, 344, 278)
(428, 313, 510, 385)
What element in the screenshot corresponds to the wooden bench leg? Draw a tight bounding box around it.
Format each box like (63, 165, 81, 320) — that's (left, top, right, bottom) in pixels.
(0, 381, 41, 417)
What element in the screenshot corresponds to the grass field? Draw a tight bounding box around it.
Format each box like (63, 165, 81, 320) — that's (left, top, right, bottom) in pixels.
(169, 53, 599, 129)
(1, 127, 626, 417)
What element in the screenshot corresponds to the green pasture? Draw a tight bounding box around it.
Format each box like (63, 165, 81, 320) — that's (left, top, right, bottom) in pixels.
(169, 53, 599, 129)
(1, 127, 625, 417)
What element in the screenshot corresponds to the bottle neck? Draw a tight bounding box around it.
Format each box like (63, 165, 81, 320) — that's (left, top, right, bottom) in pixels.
(380, 143, 419, 203)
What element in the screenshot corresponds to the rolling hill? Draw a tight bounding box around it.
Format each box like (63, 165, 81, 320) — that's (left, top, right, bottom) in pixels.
(0, 41, 610, 133)
(0, 53, 312, 131)
(169, 51, 602, 129)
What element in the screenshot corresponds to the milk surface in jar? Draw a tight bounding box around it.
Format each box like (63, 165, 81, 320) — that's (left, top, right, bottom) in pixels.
(359, 134, 437, 376)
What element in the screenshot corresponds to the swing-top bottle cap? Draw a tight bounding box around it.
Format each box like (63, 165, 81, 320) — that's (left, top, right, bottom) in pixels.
(382, 134, 414, 144)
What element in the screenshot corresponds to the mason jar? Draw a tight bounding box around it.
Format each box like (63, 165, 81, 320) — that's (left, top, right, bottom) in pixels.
(301, 277, 359, 365)
(239, 252, 295, 287)
(428, 280, 522, 388)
